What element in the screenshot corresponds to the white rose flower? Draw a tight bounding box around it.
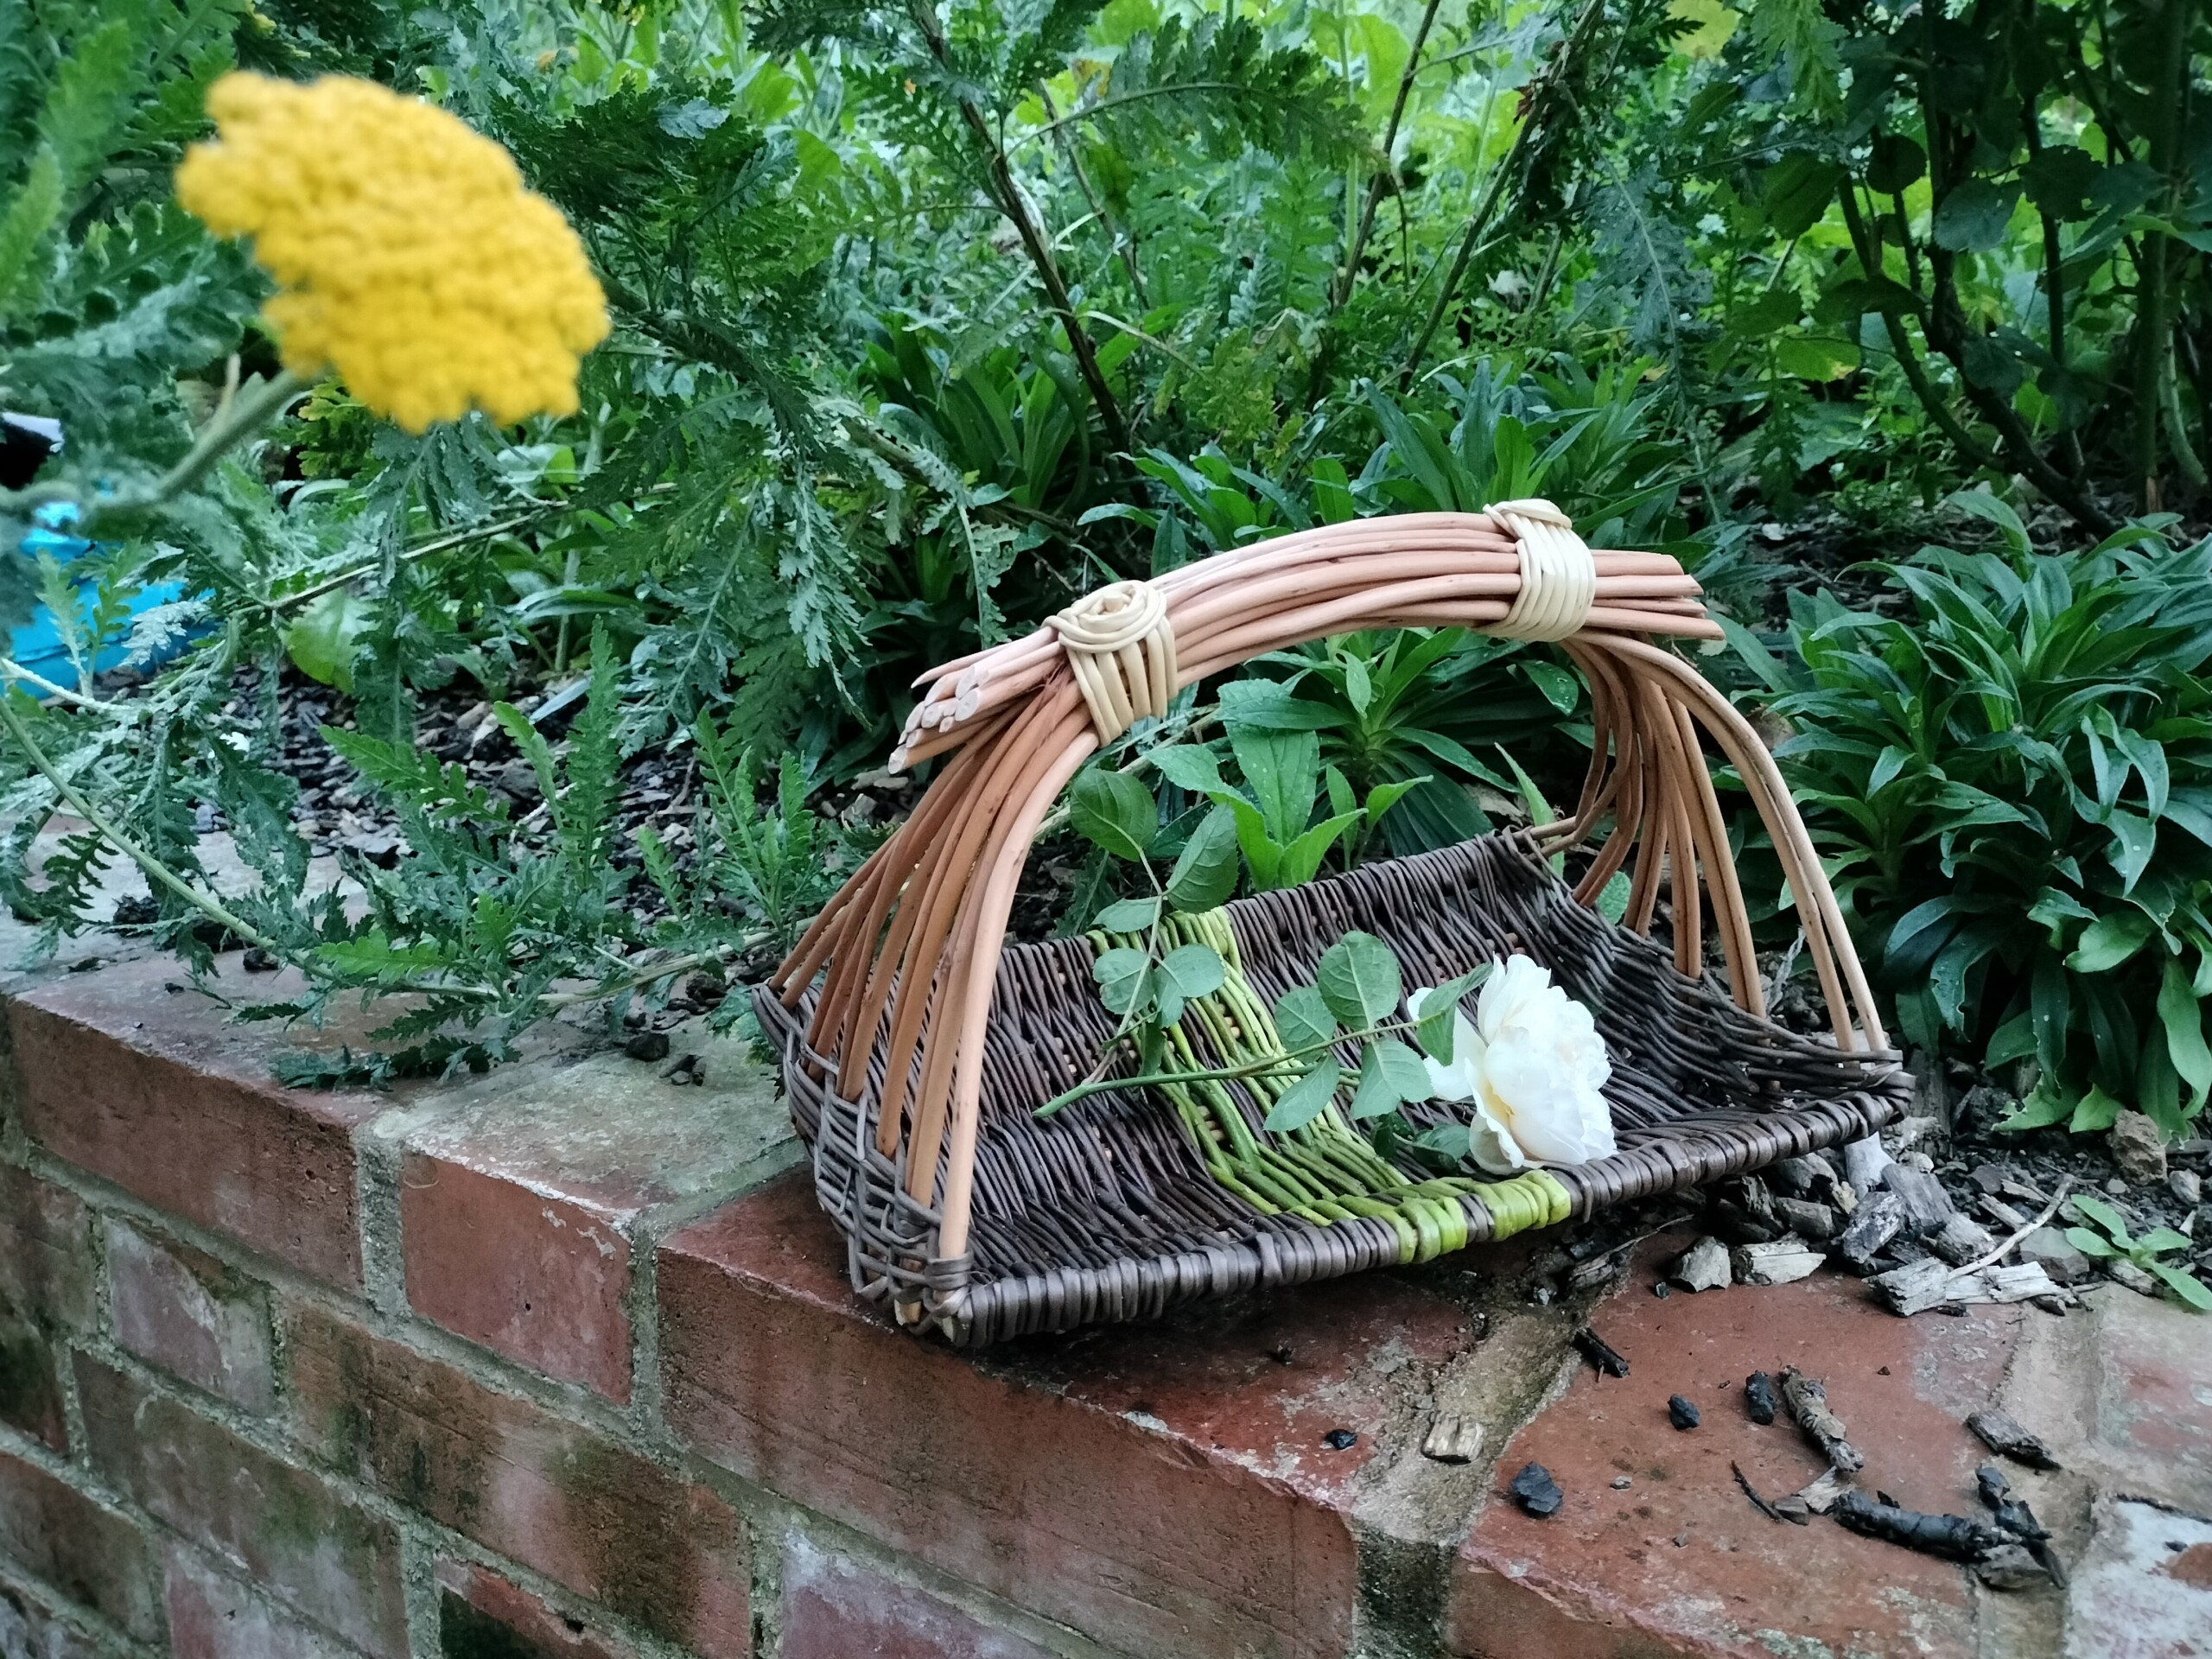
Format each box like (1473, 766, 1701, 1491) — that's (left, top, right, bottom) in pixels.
(1408, 956, 1616, 1175)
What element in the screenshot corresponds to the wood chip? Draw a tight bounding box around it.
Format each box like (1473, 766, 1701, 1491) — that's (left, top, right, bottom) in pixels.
(1967, 1409, 2060, 1470)
(1733, 1239, 1827, 1286)
(1834, 1190, 1904, 1273)
(1772, 1466, 1853, 1522)
(1671, 1236, 1731, 1292)
(1872, 1257, 2060, 1314)
(1421, 1414, 1484, 1465)
(1781, 1368, 1864, 1471)
(1882, 1165, 1956, 1232)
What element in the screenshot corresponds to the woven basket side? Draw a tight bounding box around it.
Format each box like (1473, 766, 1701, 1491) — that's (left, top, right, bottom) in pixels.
(769, 508, 1884, 1325)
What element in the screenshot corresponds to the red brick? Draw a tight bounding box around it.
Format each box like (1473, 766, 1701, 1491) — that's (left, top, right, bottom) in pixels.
(655, 1172, 1472, 1659)
(780, 1535, 1053, 1659)
(0, 1447, 164, 1643)
(1448, 1239, 2018, 1659)
(401, 1154, 633, 1402)
(162, 1541, 356, 1659)
(105, 1219, 274, 1411)
(281, 1300, 749, 1657)
(0, 1166, 93, 1453)
(6, 960, 380, 1287)
(0, 1575, 106, 1659)
(73, 1355, 406, 1657)
(392, 1038, 798, 1404)
(435, 1560, 651, 1659)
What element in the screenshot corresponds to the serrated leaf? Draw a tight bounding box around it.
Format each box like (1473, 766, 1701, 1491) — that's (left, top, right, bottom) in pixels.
(1264, 1058, 1342, 1131)
(1156, 943, 1226, 1006)
(1274, 984, 1338, 1052)
(1368, 1036, 1433, 1103)
(1092, 945, 1151, 1015)
(1071, 767, 1157, 861)
(1317, 931, 1402, 1028)
(1094, 896, 1163, 933)
(1932, 180, 2020, 252)
(1166, 804, 1238, 912)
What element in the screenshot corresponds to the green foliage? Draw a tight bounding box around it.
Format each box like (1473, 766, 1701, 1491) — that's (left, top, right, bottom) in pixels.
(1740, 505, 2212, 1140)
(2062, 1192, 2210, 1312)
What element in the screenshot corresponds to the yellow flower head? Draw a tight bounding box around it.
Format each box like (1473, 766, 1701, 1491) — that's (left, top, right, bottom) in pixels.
(176, 73, 610, 433)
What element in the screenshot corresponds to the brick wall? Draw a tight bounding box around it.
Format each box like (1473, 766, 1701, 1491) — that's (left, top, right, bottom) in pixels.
(0, 951, 1556, 1659)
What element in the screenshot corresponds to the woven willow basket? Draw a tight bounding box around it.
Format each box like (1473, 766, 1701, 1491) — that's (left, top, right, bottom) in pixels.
(756, 504, 1909, 1345)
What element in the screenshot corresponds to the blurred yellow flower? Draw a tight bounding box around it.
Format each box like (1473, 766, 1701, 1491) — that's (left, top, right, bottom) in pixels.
(176, 73, 609, 433)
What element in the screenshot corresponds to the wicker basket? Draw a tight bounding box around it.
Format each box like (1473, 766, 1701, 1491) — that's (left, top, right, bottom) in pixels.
(756, 504, 1909, 1345)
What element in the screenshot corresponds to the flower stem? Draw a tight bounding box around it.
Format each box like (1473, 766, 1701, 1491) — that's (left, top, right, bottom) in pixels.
(1034, 1014, 1422, 1117)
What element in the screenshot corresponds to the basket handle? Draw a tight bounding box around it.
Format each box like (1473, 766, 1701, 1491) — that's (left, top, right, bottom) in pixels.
(772, 505, 1885, 1292)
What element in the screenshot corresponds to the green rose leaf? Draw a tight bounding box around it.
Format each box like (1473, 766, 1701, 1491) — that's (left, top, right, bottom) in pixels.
(1316, 930, 1402, 1029)
(1094, 896, 1162, 933)
(1274, 984, 1338, 1052)
(1931, 179, 2020, 252)
(1369, 1035, 1433, 1103)
(1265, 1058, 1342, 1131)
(1091, 946, 1151, 1015)
(1165, 804, 1240, 912)
(1070, 767, 1157, 861)
(1156, 943, 1226, 1006)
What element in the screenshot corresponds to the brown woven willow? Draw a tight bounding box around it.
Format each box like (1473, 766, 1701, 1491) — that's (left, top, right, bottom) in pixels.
(756, 504, 1909, 1345)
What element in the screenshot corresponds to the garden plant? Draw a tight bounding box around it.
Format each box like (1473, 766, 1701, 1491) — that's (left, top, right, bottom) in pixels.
(0, 0, 2208, 1215)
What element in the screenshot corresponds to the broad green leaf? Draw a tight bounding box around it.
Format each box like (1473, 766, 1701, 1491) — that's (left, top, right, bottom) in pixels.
(1094, 896, 1162, 933)
(284, 589, 372, 692)
(1264, 1059, 1342, 1131)
(1765, 151, 1844, 239)
(1149, 744, 1226, 796)
(2067, 1192, 2132, 1246)
(1071, 768, 1157, 861)
(2064, 1226, 2120, 1259)
(1316, 931, 1402, 1028)
(1156, 943, 1226, 1006)
(1165, 805, 1239, 912)
(1363, 778, 1423, 828)
(1230, 728, 1320, 847)
(2139, 1226, 2193, 1256)
(1350, 1043, 1401, 1119)
(1931, 180, 2020, 252)
(1274, 984, 1338, 1052)
(1274, 809, 1363, 887)
(2107, 809, 2157, 892)
(2068, 1084, 2122, 1134)
(1368, 1036, 1433, 1103)
(2158, 957, 2212, 1114)
(1596, 871, 1632, 925)
(1414, 965, 1490, 1062)
(1411, 1122, 1473, 1160)
(1520, 658, 1580, 713)
(2149, 1261, 2212, 1312)
(2067, 911, 2155, 973)
(1091, 946, 1151, 1015)
(1997, 1082, 2072, 1132)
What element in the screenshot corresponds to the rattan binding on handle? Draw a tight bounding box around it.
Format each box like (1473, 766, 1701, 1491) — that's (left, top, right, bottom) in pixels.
(766, 503, 1901, 1342)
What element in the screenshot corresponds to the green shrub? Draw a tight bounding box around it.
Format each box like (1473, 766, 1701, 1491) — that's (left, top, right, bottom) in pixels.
(1734, 499, 2212, 1139)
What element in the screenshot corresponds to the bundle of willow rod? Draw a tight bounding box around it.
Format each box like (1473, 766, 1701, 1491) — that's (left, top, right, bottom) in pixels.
(768, 508, 1890, 1286)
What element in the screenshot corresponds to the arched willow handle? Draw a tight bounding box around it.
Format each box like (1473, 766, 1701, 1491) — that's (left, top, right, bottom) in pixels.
(769, 507, 1884, 1275)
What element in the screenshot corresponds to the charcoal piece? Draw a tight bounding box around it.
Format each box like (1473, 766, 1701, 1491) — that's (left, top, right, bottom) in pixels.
(1671, 1236, 1731, 1292)
(1833, 1491, 2009, 1562)
(1510, 1462, 1563, 1517)
(1733, 1239, 1826, 1285)
(1924, 1211, 1997, 1267)
(1781, 1368, 1865, 1471)
(1773, 1196, 1838, 1241)
(1967, 1409, 2061, 1471)
(1974, 1465, 2050, 1541)
(1572, 1328, 1630, 1377)
(1669, 1394, 1701, 1430)
(1322, 1428, 1357, 1450)
(1767, 1154, 1834, 1198)
(1745, 1370, 1778, 1425)
(625, 1029, 672, 1061)
(1834, 1190, 1904, 1273)
(1975, 1543, 2053, 1591)
(1882, 1162, 1955, 1229)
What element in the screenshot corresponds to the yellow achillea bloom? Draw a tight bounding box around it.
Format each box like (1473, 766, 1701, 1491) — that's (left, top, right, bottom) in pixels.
(176, 73, 609, 433)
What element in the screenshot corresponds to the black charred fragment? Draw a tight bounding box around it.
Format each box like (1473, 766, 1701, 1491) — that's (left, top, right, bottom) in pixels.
(1967, 1409, 2060, 1471)
(1833, 1491, 2011, 1563)
(1323, 1428, 1358, 1450)
(1572, 1328, 1629, 1378)
(1974, 1465, 2050, 1541)
(1669, 1394, 1701, 1430)
(1745, 1371, 1778, 1425)
(1510, 1462, 1564, 1517)
(1732, 1460, 1784, 1522)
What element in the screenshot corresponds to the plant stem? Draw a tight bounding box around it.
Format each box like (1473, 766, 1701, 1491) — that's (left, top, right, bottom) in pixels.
(1334, 0, 1444, 309)
(0, 690, 286, 955)
(269, 512, 548, 614)
(1035, 1011, 1421, 1117)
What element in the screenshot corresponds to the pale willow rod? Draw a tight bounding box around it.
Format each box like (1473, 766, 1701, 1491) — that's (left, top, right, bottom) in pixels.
(769, 505, 1890, 1314)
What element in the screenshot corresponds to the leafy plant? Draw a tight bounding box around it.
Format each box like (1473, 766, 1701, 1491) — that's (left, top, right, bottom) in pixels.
(1732, 498, 2212, 1140)
(2063, 1192, 2210, 1312)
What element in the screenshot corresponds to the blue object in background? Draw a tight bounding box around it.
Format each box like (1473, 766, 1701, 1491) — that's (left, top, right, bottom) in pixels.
(10, 500, 193, 690)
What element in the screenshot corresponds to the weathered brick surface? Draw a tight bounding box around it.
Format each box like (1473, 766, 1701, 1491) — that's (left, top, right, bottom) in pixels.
(435, 1559, 651, 1659)
(393, 1033, 800, 1403)
(162, 1541, 357, 1659)
(7, 961, 378, 1287)
(0, 1573, 105, 1659)
(400, 1154, 634, 1403)
(0, 1446, 164, 1643)
(658, 1173, 1419, 1659)
(282, 1301, 749, 1657)
(0, 1165, 93, 1453)
(780, 1535, 1054, 1659)
(105, 1219, 274, 1411)
(74, 1356, 407, 1657)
